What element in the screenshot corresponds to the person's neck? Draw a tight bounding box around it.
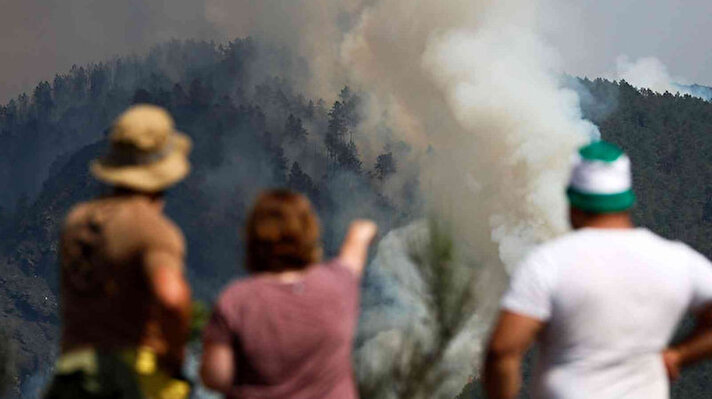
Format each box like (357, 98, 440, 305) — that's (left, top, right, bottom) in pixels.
(577, 213, 634, 230)
(108, 187, 165, 211)
(262, 267, 313, 283)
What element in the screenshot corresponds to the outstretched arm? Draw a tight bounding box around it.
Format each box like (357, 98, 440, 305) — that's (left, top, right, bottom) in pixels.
(483, 311, 544, 399)
(663, 304, 712, 380)
(338, 220, 378, 277)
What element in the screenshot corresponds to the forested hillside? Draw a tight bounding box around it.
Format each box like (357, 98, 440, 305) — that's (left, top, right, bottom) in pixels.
(0, 38, 418, 397)
(587, 79, 712, 257)
(2, 38, 712, 398)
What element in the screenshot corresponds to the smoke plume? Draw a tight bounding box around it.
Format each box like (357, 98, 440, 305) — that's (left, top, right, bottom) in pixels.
(616, 56, 682, 94)
(206, 0, 597, 395)
(615, 56, 712, 100)
(207, 0, 596, 280)
(207, 0, 598, 270)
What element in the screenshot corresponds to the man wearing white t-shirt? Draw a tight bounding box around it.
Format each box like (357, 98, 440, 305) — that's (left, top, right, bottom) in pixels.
(483, 141, 712, 399)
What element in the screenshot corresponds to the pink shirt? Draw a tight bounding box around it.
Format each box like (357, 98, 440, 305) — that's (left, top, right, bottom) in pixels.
(203, 261, 360, 399)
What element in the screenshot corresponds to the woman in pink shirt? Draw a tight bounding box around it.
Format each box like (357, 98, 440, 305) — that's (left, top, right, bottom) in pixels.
(200, 190, 377, 399)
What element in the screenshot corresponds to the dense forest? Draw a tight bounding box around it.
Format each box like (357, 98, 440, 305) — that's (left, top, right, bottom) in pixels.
(1, 38, 712, 398)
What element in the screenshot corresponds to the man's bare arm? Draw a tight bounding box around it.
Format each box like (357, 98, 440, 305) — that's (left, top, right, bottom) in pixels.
(200, 342, 235, 393)
(664, 304, 712, 380)
(338, 220, 378, 277)
(145, 250, 192, 374)
(483, 311, 545, 399)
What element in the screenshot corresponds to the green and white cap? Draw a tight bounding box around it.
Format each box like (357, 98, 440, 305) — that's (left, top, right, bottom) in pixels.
(566, 140, 636, 213)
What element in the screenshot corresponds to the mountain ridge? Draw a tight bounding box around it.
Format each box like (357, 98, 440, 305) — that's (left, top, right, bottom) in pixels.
(2, 39, 712, 398)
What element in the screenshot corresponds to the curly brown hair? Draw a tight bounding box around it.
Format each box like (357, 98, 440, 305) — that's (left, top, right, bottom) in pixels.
(246, 190, 322, 273)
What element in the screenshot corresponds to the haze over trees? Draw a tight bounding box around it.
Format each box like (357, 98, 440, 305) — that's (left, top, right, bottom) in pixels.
(1, 38, 712, 398)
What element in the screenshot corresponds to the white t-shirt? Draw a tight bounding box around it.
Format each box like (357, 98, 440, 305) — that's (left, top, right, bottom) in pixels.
(501, 228, 712, 399)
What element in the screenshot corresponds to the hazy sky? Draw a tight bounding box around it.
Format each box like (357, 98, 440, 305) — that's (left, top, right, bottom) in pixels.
(0, 0, 710, 103)
(549, 0, 712, 84)
(0, 0, 217, 103)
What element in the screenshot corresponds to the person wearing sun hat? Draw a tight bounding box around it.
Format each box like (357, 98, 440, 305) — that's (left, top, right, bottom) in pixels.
(484, 140, 712, 399)
(44, 105, 193, 399)
(90, 104, 192, 192)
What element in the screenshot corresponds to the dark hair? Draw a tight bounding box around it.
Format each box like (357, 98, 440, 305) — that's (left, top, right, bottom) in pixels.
(246, 190, 322, 273)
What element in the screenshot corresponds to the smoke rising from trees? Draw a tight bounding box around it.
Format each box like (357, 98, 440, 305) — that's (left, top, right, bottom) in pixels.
(614, 56, 712, 100)
(238, 1, 590, 276)
(205, 0, 597, 270)
(210, 0, 598, 396)
(5, 0, 712, 398)
(4, 0, 712, 104)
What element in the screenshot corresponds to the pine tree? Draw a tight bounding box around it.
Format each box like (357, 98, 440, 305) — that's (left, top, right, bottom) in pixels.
(325, 93, 363, 173)
(288, 162, 318, 200)
(374, 152, 396, 180)
(284, 114, 308, 143)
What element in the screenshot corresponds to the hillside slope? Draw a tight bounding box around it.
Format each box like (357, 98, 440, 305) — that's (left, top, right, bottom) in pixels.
(2, 40, 712, 398)
(0, 38, 417, 397)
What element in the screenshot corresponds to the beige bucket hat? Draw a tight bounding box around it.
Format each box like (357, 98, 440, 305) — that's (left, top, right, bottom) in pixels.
(91, 104, 192, 192)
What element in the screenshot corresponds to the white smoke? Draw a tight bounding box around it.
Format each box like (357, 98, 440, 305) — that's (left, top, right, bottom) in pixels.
(207, 0, 595, 262)
(615, 55, 711, 99)
(615, 56, 682, 93)
(207, 0, 597, 396)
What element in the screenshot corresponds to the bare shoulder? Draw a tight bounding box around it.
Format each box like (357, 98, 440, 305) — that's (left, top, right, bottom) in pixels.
(62, 201, 93, 229)
(118, 198, 186, 254)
